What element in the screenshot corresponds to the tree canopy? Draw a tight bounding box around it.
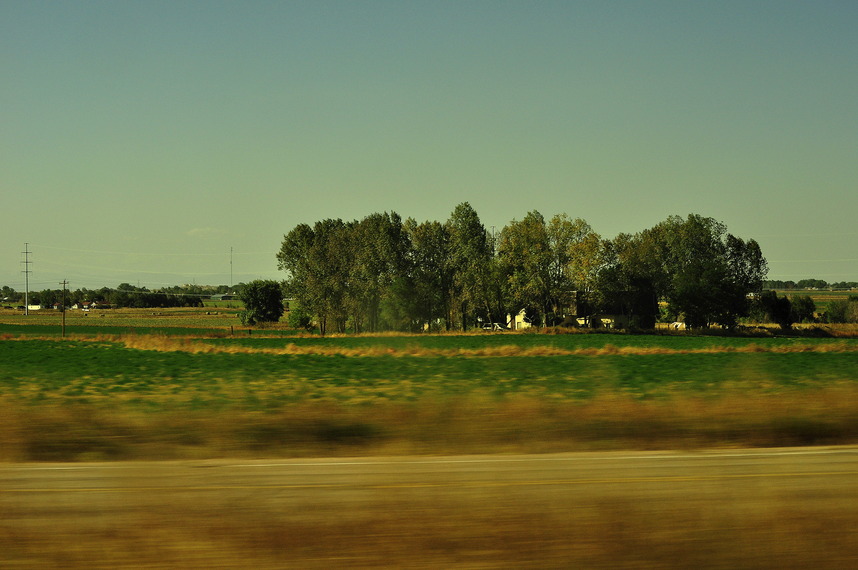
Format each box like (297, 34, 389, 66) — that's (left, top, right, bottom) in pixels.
(277, 206, 769, 332)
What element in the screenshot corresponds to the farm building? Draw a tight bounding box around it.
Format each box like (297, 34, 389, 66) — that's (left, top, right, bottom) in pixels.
(507, 309, 533, 330)
(210, 294, 236, 301)
(576, 314, 631, 329)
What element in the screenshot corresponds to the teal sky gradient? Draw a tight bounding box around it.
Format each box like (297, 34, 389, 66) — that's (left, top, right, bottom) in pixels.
(2, 1, 857, 289)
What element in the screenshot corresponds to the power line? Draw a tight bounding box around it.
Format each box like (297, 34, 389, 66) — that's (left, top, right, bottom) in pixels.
(30, 244, 270, 256)
(769, 259, 857, 263)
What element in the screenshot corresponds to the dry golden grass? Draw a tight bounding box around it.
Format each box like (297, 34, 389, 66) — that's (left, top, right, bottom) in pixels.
(113, 335, 858, 357)
(3, 458, 857, 569)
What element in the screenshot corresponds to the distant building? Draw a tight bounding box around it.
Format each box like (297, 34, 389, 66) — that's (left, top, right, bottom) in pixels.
(576, 314, 631, 329)
(507, 309, 532, 330)
(210, 294, 236, 301)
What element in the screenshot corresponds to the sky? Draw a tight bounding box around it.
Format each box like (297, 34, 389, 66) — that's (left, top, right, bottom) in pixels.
(2, 0, 856, 291)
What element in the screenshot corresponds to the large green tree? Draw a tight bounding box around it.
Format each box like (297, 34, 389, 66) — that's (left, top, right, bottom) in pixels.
(498, 211, 552, 326)
(595, 231, 663, 328)
(657, 214, 766, 329)
(277, 219, 353, 335)
(394, 218, 453, 331)
(717, 234, 767, 328)
(351, 212, 408, 332)
(447, 203, 492, 330)
(547, 214, 604, 323)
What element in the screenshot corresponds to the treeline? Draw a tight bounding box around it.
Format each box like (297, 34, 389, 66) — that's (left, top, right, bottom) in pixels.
(277, 203, 767, 334)
(751, 291, 858, 328)
(106, 284, 205, 308)
(764, 279, 858, 290)
(0, 283, 238, 309)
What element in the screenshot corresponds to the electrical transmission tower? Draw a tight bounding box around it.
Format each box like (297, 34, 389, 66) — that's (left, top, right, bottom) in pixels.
(22, 243, 32, 316)
(60, 279, 68, 337)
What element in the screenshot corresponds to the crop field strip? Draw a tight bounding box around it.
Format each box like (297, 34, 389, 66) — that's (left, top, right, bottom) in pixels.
(127, 334, 858, 356)
(2, 336, 857, 405)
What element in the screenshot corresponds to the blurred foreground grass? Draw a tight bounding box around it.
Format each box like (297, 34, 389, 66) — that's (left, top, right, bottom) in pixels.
(3, 454, 857, 569)
(1, 334, 857, 461)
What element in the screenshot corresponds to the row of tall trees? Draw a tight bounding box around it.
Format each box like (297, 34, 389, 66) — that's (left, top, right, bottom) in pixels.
(107, 284, 204, 308)
(763, 279, 858, 290)
(3, 284, 211, 309)
(277, 204, 768, 333)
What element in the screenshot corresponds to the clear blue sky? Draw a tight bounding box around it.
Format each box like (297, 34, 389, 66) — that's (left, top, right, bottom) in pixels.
(2, 1, 856, 290)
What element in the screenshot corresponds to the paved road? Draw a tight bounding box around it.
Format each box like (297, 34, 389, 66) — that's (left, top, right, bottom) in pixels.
(3, 447, 858, 568)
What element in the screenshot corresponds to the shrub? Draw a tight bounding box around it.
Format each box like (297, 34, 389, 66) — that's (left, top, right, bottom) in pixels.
(287, 307, 313, 330)
(755, 290, 793, 330)
(825, 298, 858, 324)
(237, 280, 284, 325)
(790, 295, 816, 323)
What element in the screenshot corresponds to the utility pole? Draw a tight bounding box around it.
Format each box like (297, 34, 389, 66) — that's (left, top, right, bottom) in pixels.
(60, 280, 68, 338)
(22, 243, 31, 316)
(230, 246, 233, 289)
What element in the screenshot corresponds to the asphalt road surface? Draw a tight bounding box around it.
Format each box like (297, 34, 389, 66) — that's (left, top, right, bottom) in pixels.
(3, 447, 858, 568)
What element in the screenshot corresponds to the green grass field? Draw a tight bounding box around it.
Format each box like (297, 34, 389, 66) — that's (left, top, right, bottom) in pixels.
(1, 306, 857, 461)
(776, 288, 856, 312)
(0, 306, 243, 335)
(4, 338, 856, 405)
